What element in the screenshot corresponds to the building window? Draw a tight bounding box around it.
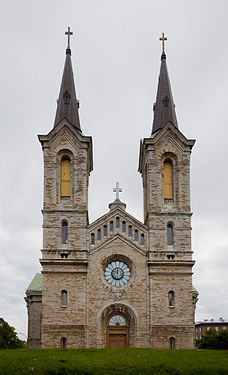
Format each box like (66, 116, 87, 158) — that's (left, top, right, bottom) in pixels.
(122, 221, 126, 233)
(110, 221, 113, 232)
(61, 290, 67, 307)
(167, 223, 174, 245)
(169, 337, 175, 349)
(207, 327, 210, 331)
(128, 225, 132, 237)
(141, 234, 145, 245)
(97, 229, 101, 241)
(104, 225, 107, 236)
(164, 160, 173, 200)
(62, 220, 68, 244)
(91, 233, 95, 245)
(134, 230, 138, 241)
(222, 326, 226, 330)
(168, 291, 175, 307)
(116, 217, 120, 228)
(61, 337, 67, 348)
(215, 327, 218, 331)
(61, 157, 71, 197)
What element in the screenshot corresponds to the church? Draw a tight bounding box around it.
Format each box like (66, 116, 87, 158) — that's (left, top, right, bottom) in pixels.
(25, 30, 198, 349)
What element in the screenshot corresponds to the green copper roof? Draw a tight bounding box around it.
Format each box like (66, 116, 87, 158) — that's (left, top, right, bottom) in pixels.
(26, 273, 42, 292)
(192, 286, 199, 295)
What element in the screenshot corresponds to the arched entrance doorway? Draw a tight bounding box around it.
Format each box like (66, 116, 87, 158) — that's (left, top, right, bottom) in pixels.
(107, 313, 129, 348)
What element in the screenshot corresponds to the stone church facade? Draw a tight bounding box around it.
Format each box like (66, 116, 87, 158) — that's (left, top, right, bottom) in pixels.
(25, 31, 197, 349)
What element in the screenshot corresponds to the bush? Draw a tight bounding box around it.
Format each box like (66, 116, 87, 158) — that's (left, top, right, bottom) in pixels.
(0, 317, 25, 349)
(198, 329, 228, 349)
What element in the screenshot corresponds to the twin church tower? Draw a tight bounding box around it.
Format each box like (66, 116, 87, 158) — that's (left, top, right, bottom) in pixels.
(25, 30, 197, 349)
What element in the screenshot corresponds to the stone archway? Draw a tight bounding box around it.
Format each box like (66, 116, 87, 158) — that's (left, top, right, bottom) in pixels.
(101, 303, 137, 348)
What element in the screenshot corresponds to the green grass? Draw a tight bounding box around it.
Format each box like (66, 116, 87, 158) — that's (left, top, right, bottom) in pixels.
(0, 348, 228, 375)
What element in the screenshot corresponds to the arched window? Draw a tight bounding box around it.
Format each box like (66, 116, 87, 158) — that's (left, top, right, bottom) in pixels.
(168, 291, 175, 307)
(167, 223, 174, 245)
(122, 221, 126, 233)
(91, 233, 95, 245)
(104, 225, 107, 236)
(169, 337, 175, 349)
(62, 220, 68, 244)
(61, 157, 71, 197)
(61, 290, 67, 307)
(97, 228, 101, 241)
(141, 234, 145, 245)
(164, 160, 173, 200)
(61, 337, 67, 348)
(134, 230, 138, 241)
(116, 217, 120, 228)
(128, 225, 132, 237)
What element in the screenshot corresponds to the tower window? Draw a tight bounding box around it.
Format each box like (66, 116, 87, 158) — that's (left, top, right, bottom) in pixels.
(61, 337, 67, 348)
(134, 230, 138, 241)
(61, 157, 71, 197)
(169, 337, 175, 349)
(122, 221, 126, 233)
(104, 225, 107, 236)
(97, 229, 101, 241)
(128, 225, 132, 237)
(110, 221, 113, 232)
(167, 223, 174, 245)
(62, 220, 68, 244)
(164, 160, 173, 200)
(168, 291, 175, 307)
(91, 233, 95, 245)
(116, 217, 120, 228)
(61, 290, 67, 307)
(141, 234, 145, 245)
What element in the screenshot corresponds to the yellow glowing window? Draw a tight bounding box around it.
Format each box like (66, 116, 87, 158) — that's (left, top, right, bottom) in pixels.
(61, 158, 71, 197)
(164, 161, 173, 199)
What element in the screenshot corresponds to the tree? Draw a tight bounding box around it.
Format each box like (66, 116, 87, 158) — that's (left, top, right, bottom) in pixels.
(198, 329, 228, 350)
(0, 318, 25, 349)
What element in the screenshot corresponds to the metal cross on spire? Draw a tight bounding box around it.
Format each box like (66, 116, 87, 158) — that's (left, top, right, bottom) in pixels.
(65, 27, 73, 50)
(113, 182, 122, 201)
(159, 33, 167, 54)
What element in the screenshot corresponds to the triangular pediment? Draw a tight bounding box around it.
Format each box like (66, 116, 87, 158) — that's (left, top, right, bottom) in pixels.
(89, 206, 147, 253)
(90, 234, 147, 256)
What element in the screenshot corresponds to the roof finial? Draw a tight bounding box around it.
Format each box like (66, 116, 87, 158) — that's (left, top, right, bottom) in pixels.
(159, 33, 167, 59)
(113, 182, 122, 201)
(65, 27, 73, 54)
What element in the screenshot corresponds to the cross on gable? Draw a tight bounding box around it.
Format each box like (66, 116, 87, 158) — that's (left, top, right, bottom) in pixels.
(65, 27, 73, 50)
(113, 182, 122, 200)
(159, 33, 167, 54)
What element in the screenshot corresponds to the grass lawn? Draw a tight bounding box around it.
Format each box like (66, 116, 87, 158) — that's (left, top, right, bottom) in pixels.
(0, 348, 228, 375)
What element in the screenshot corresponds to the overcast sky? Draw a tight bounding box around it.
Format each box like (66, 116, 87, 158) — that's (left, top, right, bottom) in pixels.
(0, 0, 228, 340)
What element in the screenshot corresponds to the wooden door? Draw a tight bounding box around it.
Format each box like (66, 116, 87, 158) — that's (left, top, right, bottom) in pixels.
(109, 333, 127, 348)
(107, 314, 129, 348)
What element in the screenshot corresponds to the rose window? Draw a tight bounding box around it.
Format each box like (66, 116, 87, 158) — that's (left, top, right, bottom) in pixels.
(104, 261, 131, 286)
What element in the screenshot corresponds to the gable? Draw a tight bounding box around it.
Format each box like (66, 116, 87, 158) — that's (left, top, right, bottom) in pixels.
(88, 206, 147, 254)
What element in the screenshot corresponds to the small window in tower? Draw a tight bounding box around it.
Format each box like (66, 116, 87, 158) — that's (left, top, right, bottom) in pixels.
(134, 230, 138, 241)
(61, 157, 71, 198)
(63, 90, 71, 105)
(164, 160, 173, 200)
(61, 290, 67, 307)
(122, 221, 126, 233)
(116, 217, 120, 228)
(141, 234, 145, 245)
(91, 233, 95, 245)
(167, 223, 174, 245)
(169, 337, 175, 349)
(62, 220, 68, 244)
(168, 291, 175, 307)
(97, 229, 101, 241)
(61, 337, 67, 348)
(128, 225, 132, 237)
(110, 221, 113, 232)
(104, 225, 107, 236)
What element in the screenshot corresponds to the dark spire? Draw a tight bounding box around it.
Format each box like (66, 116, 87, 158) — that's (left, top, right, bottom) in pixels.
(151, 35, 178, 135)
(54, 27, 81, 131)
